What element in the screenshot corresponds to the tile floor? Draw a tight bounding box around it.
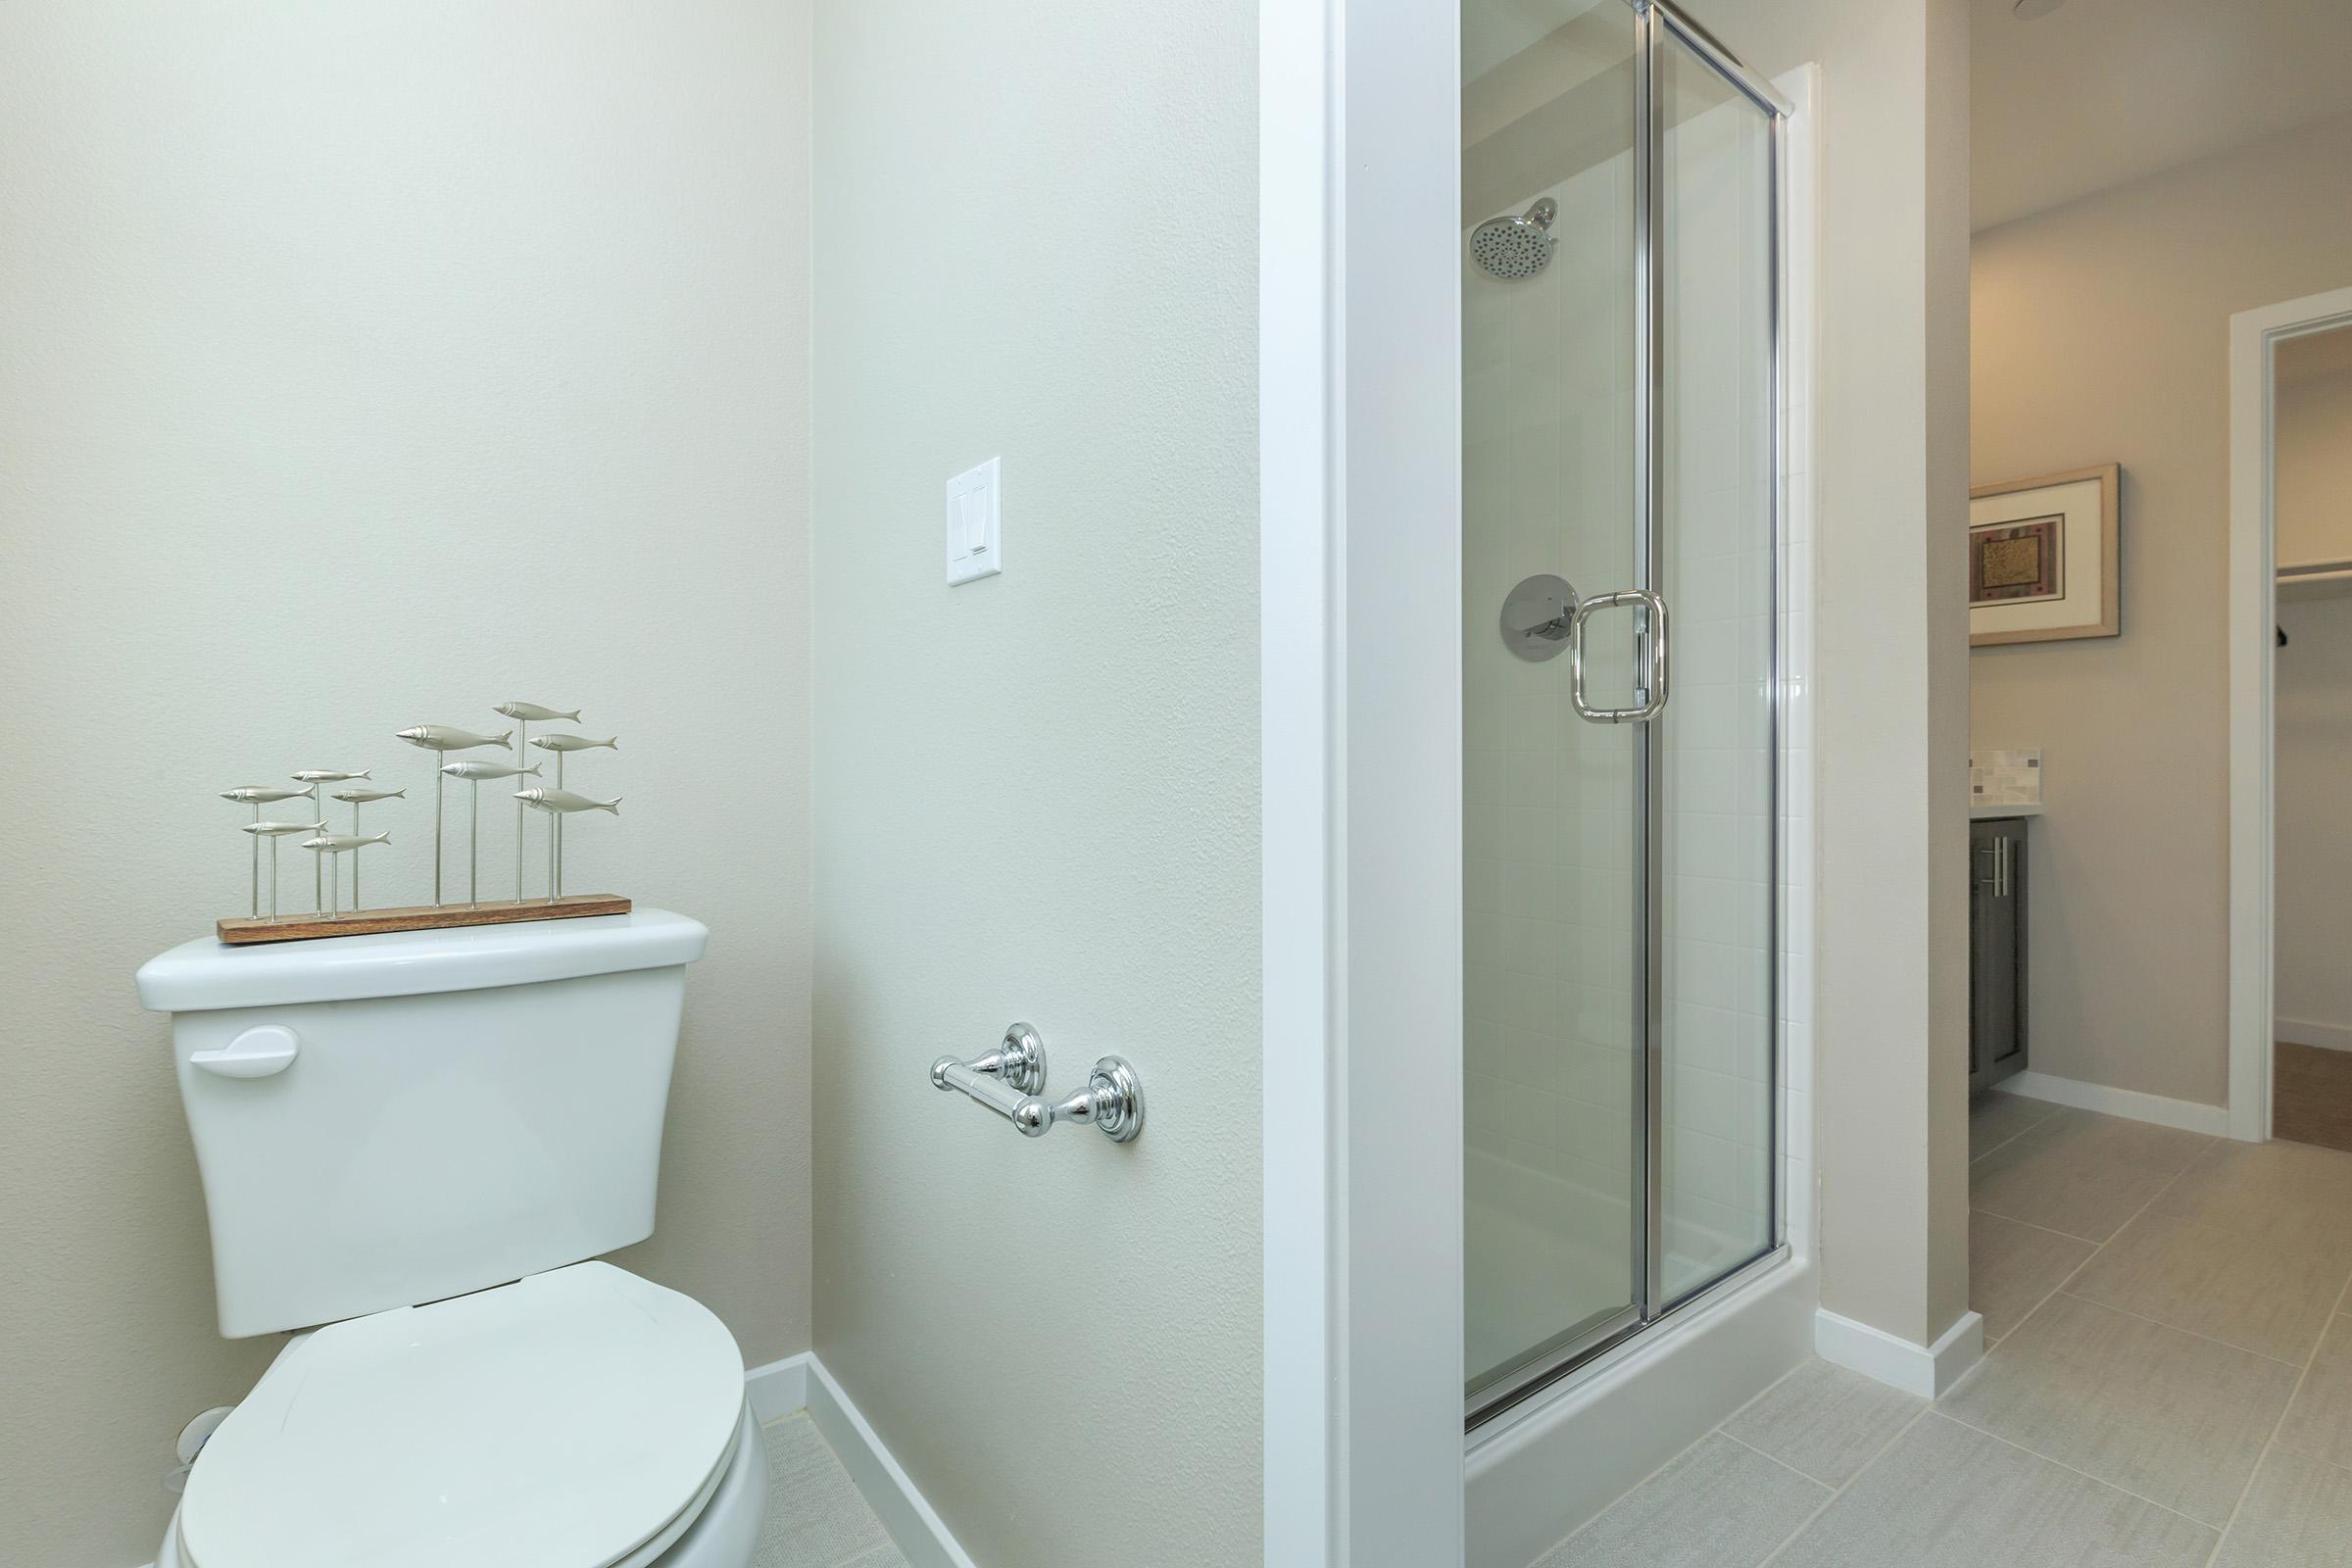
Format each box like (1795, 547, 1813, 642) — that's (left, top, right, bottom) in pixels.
(1533, 1093, 2352, 1566)
(753, 1411, 908, 1568)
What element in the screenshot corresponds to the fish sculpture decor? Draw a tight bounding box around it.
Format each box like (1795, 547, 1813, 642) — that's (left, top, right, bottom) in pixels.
(212, 698, 630, 946)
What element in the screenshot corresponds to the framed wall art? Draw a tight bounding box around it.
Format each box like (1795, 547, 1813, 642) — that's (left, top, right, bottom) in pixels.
(1968, 463, 2120, 646)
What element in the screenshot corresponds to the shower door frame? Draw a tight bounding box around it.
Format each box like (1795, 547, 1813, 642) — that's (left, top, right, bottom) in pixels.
(1464, 0, 1792, 1432)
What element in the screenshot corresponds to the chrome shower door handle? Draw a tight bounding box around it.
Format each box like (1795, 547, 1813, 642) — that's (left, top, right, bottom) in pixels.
(1568, 588, 1670, 724)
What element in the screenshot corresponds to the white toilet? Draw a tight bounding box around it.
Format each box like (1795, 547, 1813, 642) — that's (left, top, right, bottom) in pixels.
(135, 909, 766, 1568)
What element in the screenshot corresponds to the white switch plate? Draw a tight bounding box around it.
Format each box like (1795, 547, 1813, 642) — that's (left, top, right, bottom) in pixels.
(945, 457, 1002, 586)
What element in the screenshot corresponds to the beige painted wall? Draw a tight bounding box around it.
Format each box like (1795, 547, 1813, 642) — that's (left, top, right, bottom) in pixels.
(0, 6, 811, 1564)
(1972, 109, 2352, 1108)
(1691, 0, 1978, 1350)
(808, 1, 1259, 1563)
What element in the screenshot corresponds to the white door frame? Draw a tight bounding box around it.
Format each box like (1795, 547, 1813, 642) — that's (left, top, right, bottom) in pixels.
(2227, 284, 2352, 1144)
(1261, 1, 1466, 1564)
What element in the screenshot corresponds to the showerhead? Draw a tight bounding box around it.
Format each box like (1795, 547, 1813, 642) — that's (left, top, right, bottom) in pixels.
(1470, 198, 1557, 280)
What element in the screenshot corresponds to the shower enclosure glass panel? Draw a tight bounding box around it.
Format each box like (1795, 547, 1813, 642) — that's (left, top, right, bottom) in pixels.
(1655, 23, 1777, 1306)
(1463, 0, 1782, 1420)
(1461, 0, 1641, 1410)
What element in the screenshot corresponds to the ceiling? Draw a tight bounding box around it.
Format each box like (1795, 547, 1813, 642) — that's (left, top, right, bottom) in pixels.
(1973, 0, 2352, 231)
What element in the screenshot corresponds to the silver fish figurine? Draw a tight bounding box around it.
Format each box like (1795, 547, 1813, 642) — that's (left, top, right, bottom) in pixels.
(302, 831, 391, 853)
(528, 733, 619, 753)
(495, 702, 580, 723)
(440, 760, 541, 781)
(243, 820, 326, 836)
(514, 788, 621, 815)
(332, 787, 407, 804)
(395, 724, 512, 752)
(220, 785, 315, 805)
(291, 768, 370, 784)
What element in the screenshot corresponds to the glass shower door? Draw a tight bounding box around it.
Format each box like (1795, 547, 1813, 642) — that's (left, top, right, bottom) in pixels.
(1461, 0, 1642, 1411)
(1464, 0, 1783, 1423)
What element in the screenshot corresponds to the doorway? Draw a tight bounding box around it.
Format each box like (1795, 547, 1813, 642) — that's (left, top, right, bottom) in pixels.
(2229, 286, 2352, 1145)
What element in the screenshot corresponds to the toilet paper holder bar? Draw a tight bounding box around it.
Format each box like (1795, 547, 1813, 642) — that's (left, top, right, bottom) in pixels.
(930, 1022, 1145, 1143)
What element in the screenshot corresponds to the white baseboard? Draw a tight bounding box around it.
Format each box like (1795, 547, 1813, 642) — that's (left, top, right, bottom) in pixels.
(801, 1356, 977, 1568)
(746, 1350, 974, 1568)
(2278, 1017, 2352, 1054)
(1995, 1070, 2230, 1138)
(744, 1350, 812, 1423)
(1815, 1307, 1984, 1398)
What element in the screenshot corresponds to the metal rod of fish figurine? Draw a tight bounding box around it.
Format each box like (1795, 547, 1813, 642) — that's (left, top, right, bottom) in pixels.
(291, 772, 368, 917)
(526, 734, 616, 902)
(223, 786, 316, 917)
(243, 820, 324, 920)
(331, 787, 405, 910)
(496, 704, 577, 901)
(302, 832, 391, 919)
(440, 760, 540, 906)
(516, 787, 621, 898)
(394, 727, 510, 905)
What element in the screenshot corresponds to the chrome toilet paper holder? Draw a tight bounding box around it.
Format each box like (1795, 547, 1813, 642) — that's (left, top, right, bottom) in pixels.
(930, 1022, 1144, 1144)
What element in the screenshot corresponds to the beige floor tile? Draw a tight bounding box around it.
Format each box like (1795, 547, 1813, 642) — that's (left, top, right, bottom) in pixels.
(1968, 1110, 2212, 1243)
(2212, 1447, 2352, 1568)
(1970, 1211, 2096, 1344)
(1722, 1358, 1925, 1487)
(1936, 1291, 2300, 1525)
(1537, 1433, 1827, 1567)
(2141, 1138, 2352, 1253)
(1970, 1092, 2062, 1161)
(2067, 1205, 2352, 1363)
(1769, 1413, 2216, 1568)
(2274, 1314, 2352, 1470)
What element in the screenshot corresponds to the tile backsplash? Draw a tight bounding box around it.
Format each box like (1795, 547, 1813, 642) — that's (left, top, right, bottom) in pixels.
(1970, 747, 2042, 807)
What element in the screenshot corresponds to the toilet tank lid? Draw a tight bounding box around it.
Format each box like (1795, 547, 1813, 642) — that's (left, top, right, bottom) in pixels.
(136, 909, 709, 1013)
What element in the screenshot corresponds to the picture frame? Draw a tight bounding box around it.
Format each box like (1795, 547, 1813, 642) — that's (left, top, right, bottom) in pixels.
(1968, 463, 2120, 647)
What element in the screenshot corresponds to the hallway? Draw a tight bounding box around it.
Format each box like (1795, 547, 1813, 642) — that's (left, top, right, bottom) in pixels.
(1537, 1095, 2352, 1564)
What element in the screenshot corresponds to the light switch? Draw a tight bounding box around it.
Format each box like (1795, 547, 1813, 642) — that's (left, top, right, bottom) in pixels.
(945, 457, 1002, 586)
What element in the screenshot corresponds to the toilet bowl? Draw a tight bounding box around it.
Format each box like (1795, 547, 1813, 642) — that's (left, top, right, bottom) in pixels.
(133, 912, 765, 1568)
(154, 1263, 765, 1568)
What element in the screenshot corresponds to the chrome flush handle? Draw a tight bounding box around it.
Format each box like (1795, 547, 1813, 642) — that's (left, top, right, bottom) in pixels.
(1569, 588, 1671, 724)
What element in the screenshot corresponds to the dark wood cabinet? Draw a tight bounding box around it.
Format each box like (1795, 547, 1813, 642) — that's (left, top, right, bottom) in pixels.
(1970, 816, 2029, 1094)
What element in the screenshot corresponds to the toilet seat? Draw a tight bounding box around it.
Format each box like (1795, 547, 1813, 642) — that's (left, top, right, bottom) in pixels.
(177, 1262, 747, 1568)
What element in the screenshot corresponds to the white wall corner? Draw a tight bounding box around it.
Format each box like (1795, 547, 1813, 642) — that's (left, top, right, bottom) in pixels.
(1814, 1307, 1984, 1399)
(1994, 1071, 2229, 1138)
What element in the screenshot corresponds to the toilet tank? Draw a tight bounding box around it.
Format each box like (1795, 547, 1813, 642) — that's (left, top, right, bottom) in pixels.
(135, 910, 709, 1338)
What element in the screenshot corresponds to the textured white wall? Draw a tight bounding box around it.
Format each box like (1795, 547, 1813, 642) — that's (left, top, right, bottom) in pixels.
(808, 1, 1260, 1563)
(0, 6, 811, 1564)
